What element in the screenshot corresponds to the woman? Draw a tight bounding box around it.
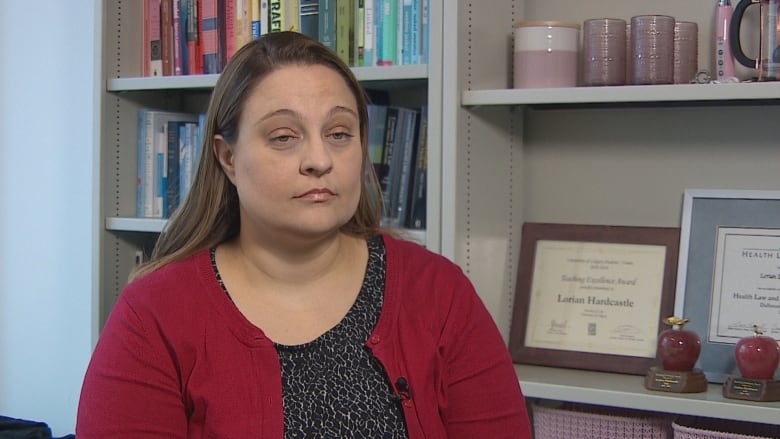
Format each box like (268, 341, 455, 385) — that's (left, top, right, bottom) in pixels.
(77, 31, 531, 438)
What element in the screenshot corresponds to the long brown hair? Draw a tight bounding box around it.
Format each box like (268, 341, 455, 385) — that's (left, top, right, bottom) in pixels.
(130, 31, 383, 281)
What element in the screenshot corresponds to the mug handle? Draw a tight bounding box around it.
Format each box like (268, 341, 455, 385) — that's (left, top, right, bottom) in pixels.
(730, 0, 759, 69)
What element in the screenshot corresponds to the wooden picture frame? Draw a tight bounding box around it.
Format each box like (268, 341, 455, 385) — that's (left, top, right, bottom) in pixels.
(509, 223, 680, 375)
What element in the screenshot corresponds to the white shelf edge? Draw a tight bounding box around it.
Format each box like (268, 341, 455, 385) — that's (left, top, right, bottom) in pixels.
(106, 217, 427, 245)
(105, 217, 167, 233)
(462, 82, 780, 107)
(107, 65, 428, 92)
(516, 364, 780, 425)
(107, 75, 220, 91)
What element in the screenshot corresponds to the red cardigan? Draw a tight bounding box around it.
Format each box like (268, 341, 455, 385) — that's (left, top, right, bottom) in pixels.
(77, 234, 532, 438)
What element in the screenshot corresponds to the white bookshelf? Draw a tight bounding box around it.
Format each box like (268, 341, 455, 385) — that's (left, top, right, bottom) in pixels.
(441, 0, 780, 429)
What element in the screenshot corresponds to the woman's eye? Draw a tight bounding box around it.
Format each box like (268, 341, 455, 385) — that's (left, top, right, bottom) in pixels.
(330, 131, 354, 141)
(273, 135, 293, 143)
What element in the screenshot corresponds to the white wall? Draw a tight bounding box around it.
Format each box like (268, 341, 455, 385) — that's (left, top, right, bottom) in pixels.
(0, 1, 100, 436)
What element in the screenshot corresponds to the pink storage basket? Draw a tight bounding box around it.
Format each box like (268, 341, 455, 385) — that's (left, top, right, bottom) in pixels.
(672, 417, 780, 439)
(532, 402, 673, 439)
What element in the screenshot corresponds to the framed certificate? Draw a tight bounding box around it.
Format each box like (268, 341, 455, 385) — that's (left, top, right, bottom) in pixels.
(509, 223, 680, 375)
(674, 189, 780, 383)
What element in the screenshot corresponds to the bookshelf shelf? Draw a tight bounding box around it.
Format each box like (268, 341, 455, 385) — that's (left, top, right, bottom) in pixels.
(462, 82, 780, 107)
(105, 216, 427, 247)
(106, 65, 428, 92)
(516, 365, 780, 425)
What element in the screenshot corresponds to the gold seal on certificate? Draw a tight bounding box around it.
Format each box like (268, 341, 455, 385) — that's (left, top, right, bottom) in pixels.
(723, 325, 780, 401)
(645, 317, 707, 393)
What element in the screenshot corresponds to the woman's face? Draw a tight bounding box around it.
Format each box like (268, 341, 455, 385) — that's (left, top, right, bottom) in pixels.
(214, 64, 363, 243)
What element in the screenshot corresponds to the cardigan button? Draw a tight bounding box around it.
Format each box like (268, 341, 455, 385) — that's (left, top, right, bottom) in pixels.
(369, 335, 380, 344)
(402, 400, 413, 408)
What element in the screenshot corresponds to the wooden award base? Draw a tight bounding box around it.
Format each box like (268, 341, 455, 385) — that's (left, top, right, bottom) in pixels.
(723, 375, 780, 402)
(644, 366, 708, 393)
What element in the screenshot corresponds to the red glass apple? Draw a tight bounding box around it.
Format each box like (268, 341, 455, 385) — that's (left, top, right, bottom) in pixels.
(657, 316, 701, 372)
(735, 325, 780, 380)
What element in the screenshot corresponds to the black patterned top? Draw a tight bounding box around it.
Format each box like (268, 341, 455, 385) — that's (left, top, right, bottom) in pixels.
(210, 236, 409, 439)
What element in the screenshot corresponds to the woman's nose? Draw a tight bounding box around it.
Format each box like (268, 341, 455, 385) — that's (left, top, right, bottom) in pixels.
(300, 137, 334, 176)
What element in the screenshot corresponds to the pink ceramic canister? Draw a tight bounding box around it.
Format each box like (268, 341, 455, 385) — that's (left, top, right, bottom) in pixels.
(514, 21, 581, 88)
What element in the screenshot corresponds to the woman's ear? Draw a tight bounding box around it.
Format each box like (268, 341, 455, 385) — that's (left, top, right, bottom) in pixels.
(213, 135, 237, 184)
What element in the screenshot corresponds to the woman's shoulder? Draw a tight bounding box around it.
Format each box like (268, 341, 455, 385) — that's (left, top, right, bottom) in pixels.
(120, 249, 214, 308)
(381, 232, 463, 273)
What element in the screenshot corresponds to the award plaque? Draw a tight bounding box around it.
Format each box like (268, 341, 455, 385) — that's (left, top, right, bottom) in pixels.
(723, 325, 780, 402)
(645, 317, 707, 393)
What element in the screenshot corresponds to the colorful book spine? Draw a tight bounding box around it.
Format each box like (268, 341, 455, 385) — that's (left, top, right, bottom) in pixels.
(335, 0, 352, 64)
(251, 0, 262, 39)
(236, 0, 253, 49)
(408, 0, 420, 64)
(136, 109, 149, 216)
(401, 0, 412, 64)
(299, 0, 319, 39)
(154, 128, 168, 217)
(161, 0, 174, 75)
(269, 0, 282, 32)
(145, 0, 163, 76)
(354, 0, 364, 65)
(173, 0, 185, 75)
(379, 0, 397, 65)
(318, 0, 336, 50)
(378, 106, 398, 216)
(420, 0, 427, 63)
(362, 0, 374, 66)
(406, 105, 427, 228)
(283, 0, 300, 31)
(186, 0, 202, 74)
(367, 104, 388, 185)
(392, 107, 419, 226)
(260, 0, 269, 35)
(199, 0, 221, 73)
(166, 121, 183, 216)
(222, 0, 237, 62)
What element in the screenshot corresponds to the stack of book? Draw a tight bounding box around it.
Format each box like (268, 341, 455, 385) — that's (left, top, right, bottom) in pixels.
(143, 0, 430, 76)
(136, 109, 205, 218)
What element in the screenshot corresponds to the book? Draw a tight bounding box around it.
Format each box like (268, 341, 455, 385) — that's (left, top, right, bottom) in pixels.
(401, 0, 412, 64)
(161, 0, 174, 75)
(391, 107, 419, 227)
(136, 109, 199, 218)
(236, 0, 253, 49)
(378, 0, 397, 65)
(335, 0, 353, 64)
(367, 104, 388, 191)
(318, 0, 336, 50)
(269, 0, 282, 32)
(144, 0, 163, 76)
(178, 121, 200, 206)
(186, 0, 202, 74)
(420, 0, 427, 63)
(299, 0, 319, 39)
(377, 106, 398, 220)
(250, 0, 262, 39)
(260, 0, 269, 35)
(221, 0, 237, 64)
(354, 0, 364, 66)
(406, 105, 426, 229)
(166, 120, 184, 216)
(384, 106, 417, 226)
(362, 0, 374, 66)
(173, 0, 185, 75)
(282, 0, 300, 31)
(199, 0, 221, 74)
